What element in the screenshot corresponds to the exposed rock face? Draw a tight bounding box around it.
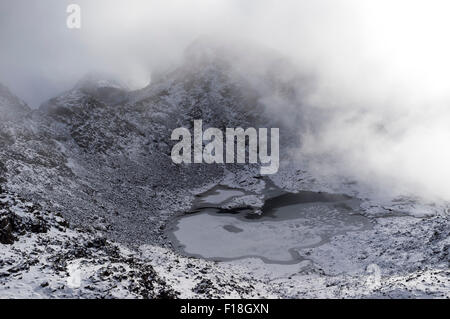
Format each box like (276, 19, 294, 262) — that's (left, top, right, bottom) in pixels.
(40, 74, 129, 117)
(0, 188, 180, 298)
(0, 83, 30, 121)
(0, 187, 60, 245)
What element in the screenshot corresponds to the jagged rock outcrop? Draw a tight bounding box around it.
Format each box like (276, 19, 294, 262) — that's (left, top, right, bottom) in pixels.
(0, 83, 30, 121)
(0, 187, 178, 298)
(40, 73, 129, 118)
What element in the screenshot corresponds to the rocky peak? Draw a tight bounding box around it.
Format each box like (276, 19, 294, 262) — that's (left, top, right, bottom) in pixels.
(0, 83, 30, 121)
(74, 73, 128, 92)
(39, 73, 129, 119)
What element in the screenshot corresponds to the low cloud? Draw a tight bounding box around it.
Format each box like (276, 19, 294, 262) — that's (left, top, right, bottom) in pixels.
(1, 0, 450, 200)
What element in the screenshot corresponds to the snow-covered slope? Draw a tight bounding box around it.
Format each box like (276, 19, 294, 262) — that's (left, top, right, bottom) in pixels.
(0, 187, 179, 298)
(0, 83, 30, 121)
(40, 74, 129, 118)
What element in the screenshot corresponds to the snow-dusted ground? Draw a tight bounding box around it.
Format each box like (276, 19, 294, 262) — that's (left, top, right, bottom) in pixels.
(0, 190, 178, 298)
(0, 164, 449, 298)
(159, 168, 448, 299)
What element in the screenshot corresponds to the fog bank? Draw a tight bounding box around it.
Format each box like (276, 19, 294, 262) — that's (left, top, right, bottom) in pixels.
(1, 0, 450, 200)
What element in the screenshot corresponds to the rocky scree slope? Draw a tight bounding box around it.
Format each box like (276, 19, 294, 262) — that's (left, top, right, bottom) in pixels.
(0, 185, 178, 298)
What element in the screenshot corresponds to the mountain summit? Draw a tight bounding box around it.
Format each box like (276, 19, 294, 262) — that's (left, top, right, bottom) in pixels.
(0, 83, 30, 120)
(39, 73, 129, 117)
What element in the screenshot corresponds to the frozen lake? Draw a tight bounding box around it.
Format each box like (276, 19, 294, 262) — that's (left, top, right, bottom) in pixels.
(169, 185, 372, 264)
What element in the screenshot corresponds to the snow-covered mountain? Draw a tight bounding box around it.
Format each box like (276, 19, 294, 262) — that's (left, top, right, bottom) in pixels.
(0, 43, 298, 244)
(0, 41, 448, 299)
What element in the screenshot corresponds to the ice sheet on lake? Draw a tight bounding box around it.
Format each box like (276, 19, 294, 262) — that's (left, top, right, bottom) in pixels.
(171, 200, 372, 264)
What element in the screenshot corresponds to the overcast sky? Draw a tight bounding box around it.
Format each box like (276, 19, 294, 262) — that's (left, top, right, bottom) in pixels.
(1, 0, 273, 106)
(2, 0, 450, 108)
